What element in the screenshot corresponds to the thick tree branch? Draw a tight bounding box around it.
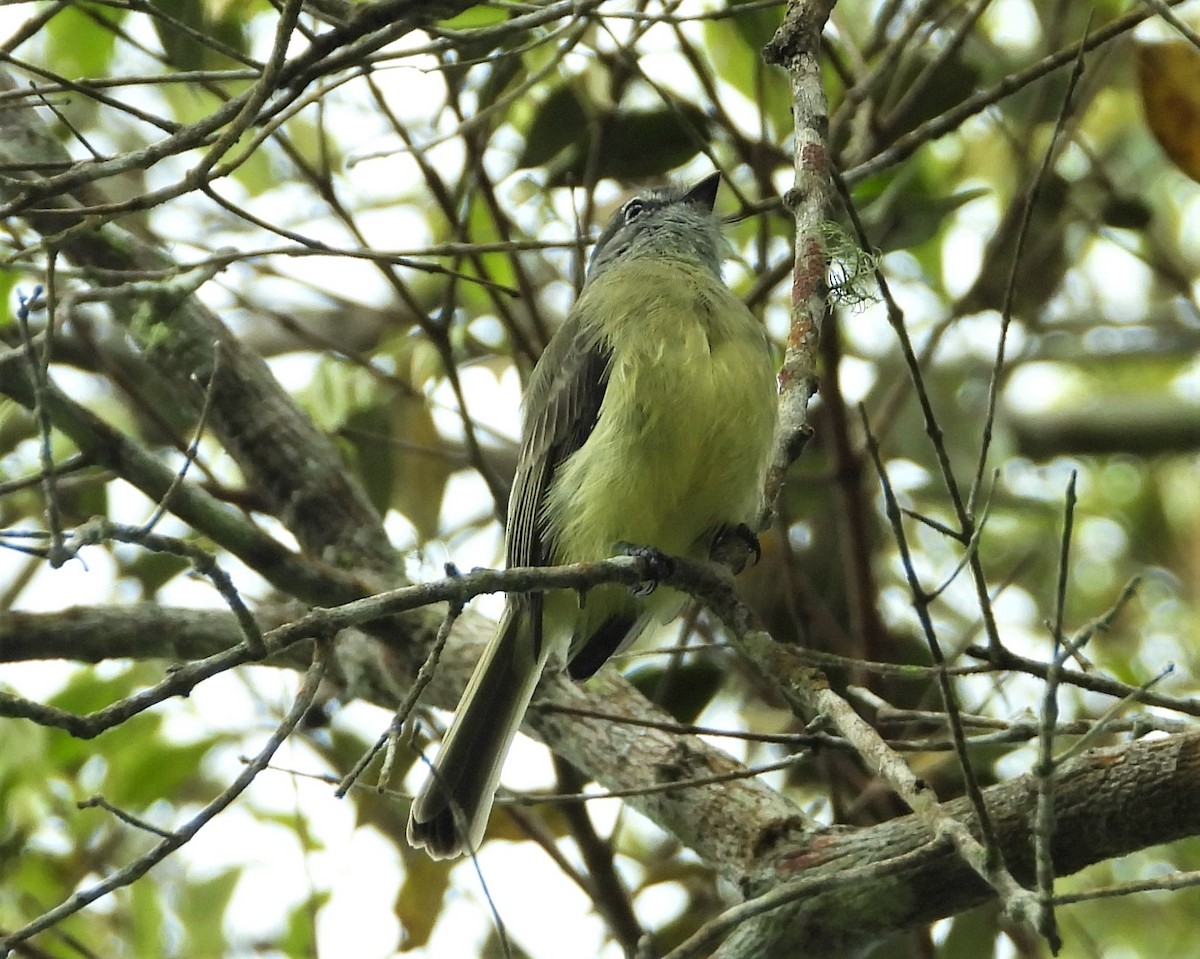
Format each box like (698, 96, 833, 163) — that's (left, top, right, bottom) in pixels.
(7, 602, 1199, 956)
(0, 357, 370, 604)
(712, 731, 1200, 958)
(0, 596, 810, 882)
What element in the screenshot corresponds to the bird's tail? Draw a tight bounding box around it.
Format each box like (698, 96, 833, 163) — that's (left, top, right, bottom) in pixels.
(407, 607, 545, 859)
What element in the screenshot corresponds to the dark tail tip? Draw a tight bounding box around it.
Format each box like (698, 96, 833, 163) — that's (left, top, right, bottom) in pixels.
(407, 810, 465, 860)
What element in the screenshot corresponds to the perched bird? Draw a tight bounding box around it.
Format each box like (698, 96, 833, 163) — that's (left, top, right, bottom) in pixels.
(407, 173, 779, 858)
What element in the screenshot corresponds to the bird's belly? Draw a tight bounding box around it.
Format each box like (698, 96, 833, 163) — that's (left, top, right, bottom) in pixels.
(546, 332, 773, 565)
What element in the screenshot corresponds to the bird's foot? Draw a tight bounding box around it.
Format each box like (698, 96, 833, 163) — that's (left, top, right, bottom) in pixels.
(709, 523, 761, 574)
(615, 542, 673, 596)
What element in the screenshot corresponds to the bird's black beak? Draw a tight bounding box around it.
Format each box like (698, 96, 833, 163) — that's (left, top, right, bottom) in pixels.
(683, 171, 721, 211)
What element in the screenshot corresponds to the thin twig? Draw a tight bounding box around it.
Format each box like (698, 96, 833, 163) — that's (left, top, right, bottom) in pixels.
(858, 406, 1040, 927)
(76, 795, 176, 839)
(1033, 471, 1076, 952)
(661, 844, 940, 959)
(14, 277, 66, 567)
(140, 342, 223, 534)
(842, 0, 1190, 184)
(969, 23, 1089, 519)
(337, 563, 466, 797)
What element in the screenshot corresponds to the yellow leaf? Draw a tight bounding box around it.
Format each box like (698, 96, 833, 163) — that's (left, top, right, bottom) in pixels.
(1137, 38, 1200, 182)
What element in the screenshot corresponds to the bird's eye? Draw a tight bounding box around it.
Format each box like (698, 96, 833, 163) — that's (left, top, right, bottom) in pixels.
(623, 199, 646, 223)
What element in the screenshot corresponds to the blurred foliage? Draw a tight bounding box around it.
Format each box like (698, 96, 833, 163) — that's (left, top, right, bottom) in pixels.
(516, 85, 712, 183)
(2, 0, 1200, 957)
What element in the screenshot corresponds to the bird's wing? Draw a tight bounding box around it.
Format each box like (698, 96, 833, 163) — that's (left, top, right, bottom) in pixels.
(506, 304, 612, 575)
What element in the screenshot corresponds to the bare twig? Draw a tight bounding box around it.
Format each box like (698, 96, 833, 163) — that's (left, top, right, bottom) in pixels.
(1033, 471, 1077, 952)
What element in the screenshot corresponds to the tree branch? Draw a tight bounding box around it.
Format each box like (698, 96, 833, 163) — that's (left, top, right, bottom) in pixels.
(8, 601, 1199, 955)
(0, 69, 393, 568)
(709, 731, 1200, 958)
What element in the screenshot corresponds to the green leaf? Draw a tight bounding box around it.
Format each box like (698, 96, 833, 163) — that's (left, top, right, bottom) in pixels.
(882, 53, 983, 141)
(105, 735, 222, 808)
(516, 83, 590, 170)
(177, 868, 241, 957)
(302, 359, 381, 434)
(0, 271, 19, 327)
(858, 164, 990, 254)
(587, 104, 710, 182)
(280, 891, 330, 956)
(45, 5, 121, 79)
(476, 44, 527, 111)
(626, 658, 724, 723)
(705, 12, 792, 135)
(120, 549, 191, 598)
(47, 664, 161, 722)
(1102, 194, 1154, 230)
(386, 393, 452, 542)
(440, 5, 508, 28)
(395, 852, 453, 949)
(337, 401, 394, 518)
(149, 0, 251, 72)
(130, 870, 168, 959)
(227, 133, 279, 196)
(518, 84, 711, 183)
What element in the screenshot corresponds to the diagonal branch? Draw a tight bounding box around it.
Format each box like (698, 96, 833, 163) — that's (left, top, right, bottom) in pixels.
(0, 68, 392, 568)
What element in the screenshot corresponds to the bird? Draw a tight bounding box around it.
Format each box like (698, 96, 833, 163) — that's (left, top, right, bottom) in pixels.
(407, 172, 779, 858)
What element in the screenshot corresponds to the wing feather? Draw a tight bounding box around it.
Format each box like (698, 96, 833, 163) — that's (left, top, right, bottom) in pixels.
(505, 307, 612, 655)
